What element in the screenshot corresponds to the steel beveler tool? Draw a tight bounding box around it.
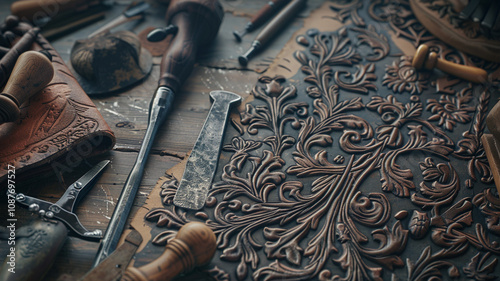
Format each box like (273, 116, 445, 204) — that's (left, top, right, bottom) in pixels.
(93, 0, 224, 267)
(174, 91, 241, 210)
(0, 160, 109, 281)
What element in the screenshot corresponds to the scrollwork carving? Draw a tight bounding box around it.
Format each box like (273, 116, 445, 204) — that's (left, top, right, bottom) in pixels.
(145, 1, 500, 279)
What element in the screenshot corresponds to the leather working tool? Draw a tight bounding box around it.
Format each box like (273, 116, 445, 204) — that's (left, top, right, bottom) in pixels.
(173, 91, 241, 210)
(0, 50, 54, 123)
(87, 1, 150, 38)
(0, 26, 40, 88)
(0, 160, 109, 281)
(93, 0, 224, 267)
(233, 0, 290, 42)
(80, 222, 216, 281)
(238, 0, 307, 66)
(412, 44, 488, 84)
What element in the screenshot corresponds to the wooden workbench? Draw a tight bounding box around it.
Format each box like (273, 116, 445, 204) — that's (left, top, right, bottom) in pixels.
(0, 0, 324, 280)
(3, 0, 500, 280)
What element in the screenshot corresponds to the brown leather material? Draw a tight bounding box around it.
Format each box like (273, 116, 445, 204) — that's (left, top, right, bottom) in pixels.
(0, 34, 115, 182)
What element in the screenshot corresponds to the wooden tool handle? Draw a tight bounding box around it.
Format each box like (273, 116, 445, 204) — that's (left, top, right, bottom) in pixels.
(255, 0, 306, 45)
(249, 0, 290, 28)
(412, 44, 488, 83)
(0, 50, 54, 123)
(10, 0, 92, 23)
(158, 0, 223, 92)
(122, 222, 217, 281)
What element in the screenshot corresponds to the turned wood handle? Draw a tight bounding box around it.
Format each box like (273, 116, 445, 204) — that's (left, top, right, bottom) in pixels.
(249, 0, 290, 29)
(412, 44, 488, 83)
(122, 222, 217, 281)
(158, 0, 223, 92)
(0, 50, 54, 123)
(10, 0, 92, 23)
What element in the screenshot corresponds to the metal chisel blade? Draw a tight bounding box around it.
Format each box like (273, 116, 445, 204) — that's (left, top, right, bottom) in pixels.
(173, 90, 241, 210)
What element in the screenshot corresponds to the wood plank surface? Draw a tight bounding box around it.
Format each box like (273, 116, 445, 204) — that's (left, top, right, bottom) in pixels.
(0, 0, 324, 280)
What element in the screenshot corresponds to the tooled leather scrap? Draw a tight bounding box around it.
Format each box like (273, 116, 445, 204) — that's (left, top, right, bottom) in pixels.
(0, 33, 115, 182)
(130, 1, 500, 280)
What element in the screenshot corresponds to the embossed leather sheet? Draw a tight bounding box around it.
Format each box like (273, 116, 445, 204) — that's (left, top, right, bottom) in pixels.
(132, 0, 500, 280)
(0, 34, 115, 182)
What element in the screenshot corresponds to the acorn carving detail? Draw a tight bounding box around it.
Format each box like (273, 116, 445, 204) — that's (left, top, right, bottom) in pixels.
(409, 210, 430, 239)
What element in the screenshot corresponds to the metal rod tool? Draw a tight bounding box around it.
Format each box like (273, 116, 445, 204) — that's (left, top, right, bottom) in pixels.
(233, 0, 290, 42)
(238, 0, 306, 66)
(92, 0, 224, 267)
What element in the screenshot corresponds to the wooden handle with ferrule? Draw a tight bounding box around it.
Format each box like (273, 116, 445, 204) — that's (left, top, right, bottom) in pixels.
(157, 0, 223, 92)
(0, 50, 54, 123)
(412, 44, 488, 84)
(121, 222, 217, 281)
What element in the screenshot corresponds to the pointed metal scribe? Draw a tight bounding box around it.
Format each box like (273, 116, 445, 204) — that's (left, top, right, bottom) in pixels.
(173, 90, 241, 210)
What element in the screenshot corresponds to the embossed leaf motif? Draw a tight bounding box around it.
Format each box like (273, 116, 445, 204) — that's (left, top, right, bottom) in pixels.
(473, 188, 500, 236)
(335, 63, 377, 94)
(379, 152, 415, 197)
(382, 56, 427, 94)
(463, 252, 499, 281)
(427, 89, 475, 131)
(263, 227, 304, 266)
(145, 208, 186, 229)
(454, 90, 493, 186)
(412, 157, 459, 210)
(329, 0, 365, 27)
(352, 25, 389, 61)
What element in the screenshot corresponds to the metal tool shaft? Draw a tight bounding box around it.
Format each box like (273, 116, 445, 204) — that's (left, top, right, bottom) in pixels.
(238, 0, 306, 66)
(93, 86, 174, 267)
(173, 91, 241, 210)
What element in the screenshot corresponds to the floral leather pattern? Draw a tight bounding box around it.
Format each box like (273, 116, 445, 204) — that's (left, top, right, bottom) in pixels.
(136, 0, 500, 280)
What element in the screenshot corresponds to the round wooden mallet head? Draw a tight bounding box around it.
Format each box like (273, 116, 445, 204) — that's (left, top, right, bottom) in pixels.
(122, 221, 217, 281)
(0, 50, 53, 123)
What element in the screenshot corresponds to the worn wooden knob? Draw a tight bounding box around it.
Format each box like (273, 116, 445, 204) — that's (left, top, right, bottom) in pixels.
(412, 44, 488, 84)
(0, 50, 54, 123)
(122, 222, 217, 281)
